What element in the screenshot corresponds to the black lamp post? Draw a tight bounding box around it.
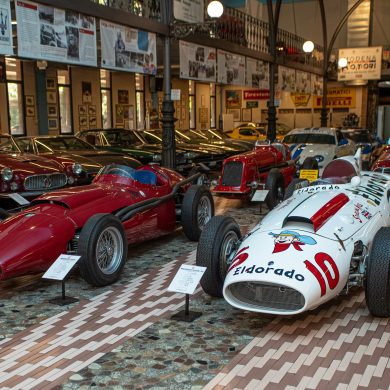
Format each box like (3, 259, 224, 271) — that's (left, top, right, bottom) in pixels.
(266, 0, 282, 141)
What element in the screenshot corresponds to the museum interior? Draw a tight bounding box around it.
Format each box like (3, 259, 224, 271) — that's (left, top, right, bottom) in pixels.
(0, 0, 390, 389)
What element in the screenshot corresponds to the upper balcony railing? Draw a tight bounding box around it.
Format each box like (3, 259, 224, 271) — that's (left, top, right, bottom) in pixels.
(90, 0, 324, 71)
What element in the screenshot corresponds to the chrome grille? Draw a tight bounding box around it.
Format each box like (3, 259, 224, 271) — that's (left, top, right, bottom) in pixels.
(221, 161, 243, 186)
(227, 282, 305, 312)
(24, 173, 67, 191)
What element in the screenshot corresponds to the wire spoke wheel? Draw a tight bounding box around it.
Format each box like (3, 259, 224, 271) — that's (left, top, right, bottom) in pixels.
(197, 195, 212, 229)
(96, 227, 124, 274)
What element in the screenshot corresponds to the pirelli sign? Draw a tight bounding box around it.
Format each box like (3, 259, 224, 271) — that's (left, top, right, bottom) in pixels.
(313, 87, 356, 109)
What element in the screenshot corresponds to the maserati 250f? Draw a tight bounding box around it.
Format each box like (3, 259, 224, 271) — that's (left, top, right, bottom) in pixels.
(197, 151, 390, 317)
(0, 164, 214, 286)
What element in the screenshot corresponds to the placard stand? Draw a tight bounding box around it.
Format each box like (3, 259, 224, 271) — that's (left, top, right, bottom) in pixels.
(168, 264, 206, 323)
(42, 254, 81, 306)
(171, 294, 202, 322)
(49, 279, 79, 306)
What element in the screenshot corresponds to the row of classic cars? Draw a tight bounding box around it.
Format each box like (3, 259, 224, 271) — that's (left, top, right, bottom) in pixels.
(2, 124, 390, 320)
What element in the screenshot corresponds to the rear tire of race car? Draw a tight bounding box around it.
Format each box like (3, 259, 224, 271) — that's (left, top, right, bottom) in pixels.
(265, 168, 284, 210)
(283, 178, 309, 200)
(181, 185, 214, 241)
(365, 227, 390, 317)
(301, 157, 319, 170)
(78, 213, 128, 287)
(196, 215, 242, 297)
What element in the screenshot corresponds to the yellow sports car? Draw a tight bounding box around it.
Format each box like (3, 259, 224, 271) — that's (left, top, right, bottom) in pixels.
(226, 125, 267, 141)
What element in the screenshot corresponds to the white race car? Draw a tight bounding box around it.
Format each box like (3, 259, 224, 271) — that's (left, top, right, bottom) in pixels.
(197, 150, 390, 317)
(283, 127, 356, 173)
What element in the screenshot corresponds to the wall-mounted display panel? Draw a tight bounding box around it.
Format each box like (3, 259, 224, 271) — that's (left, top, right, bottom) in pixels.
(100, 19, 157, 75)
(16, 1, 97, 66)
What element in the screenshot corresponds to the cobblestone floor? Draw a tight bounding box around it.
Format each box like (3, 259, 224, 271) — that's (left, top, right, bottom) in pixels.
(0, 197, 271, 389)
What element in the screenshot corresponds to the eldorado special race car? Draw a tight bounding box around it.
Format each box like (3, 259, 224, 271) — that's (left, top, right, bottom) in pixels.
(212, 142, 296, 209)
(0, 164, 214, 286)
(197, 150, 390, 317)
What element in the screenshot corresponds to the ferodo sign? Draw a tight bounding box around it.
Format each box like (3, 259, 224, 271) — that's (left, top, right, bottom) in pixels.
(338, 46, 382, 81)
(313, 87, 356, 109)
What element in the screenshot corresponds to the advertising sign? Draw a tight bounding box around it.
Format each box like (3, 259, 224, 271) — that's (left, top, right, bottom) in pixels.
(174, 0, 204, 23)
(311, 74, 323, 96)
(279, 66, 296, 92)
(16, 1, 97, 66)
(313, 87, 356, 109)
(290, 93, 311, 107)
(100, 20, 156, 75)
(338, 46, 382, 81)
(246, 57, 269, 89)
(217, 49, 245, 85)
(243, 89, 269, 100)
(0, 0, 13, 55)
(179, 40, 216, 82)
(295, 70, 311, 93)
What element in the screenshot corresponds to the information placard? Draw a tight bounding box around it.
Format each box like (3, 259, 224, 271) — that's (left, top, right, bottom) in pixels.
(168, 265, 206, 295)
(43, 254, 81, 281)
(0, 0, 13, 55)
(299, 169, 319, 182)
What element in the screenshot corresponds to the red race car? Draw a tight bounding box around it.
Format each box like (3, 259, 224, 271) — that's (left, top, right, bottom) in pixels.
(0, 164, 214, 286)
(212, 142, 296, 209)
(371, 144, 390, 174)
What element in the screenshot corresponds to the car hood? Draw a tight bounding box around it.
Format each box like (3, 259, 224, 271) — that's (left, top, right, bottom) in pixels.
(289, 143, 335, 166)
(43, 151, 138, 173)
(0, 152, 64, 173)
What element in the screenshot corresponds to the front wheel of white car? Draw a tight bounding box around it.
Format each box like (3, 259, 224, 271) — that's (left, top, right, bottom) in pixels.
(365, 227, 390, 317)
(196, 216, 241, 297)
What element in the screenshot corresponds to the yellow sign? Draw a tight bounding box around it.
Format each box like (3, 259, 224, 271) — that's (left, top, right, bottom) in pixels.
(290, 93, 311, 107)
(313, 87, 356, 108)
(299, 169, 319, 182)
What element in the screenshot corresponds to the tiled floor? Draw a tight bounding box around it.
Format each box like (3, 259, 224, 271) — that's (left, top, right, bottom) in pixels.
(0, 198, 389, 389)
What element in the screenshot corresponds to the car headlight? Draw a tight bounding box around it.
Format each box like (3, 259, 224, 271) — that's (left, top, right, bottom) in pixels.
(72, 163, 84, 175)
(152, 154, 162, 162)
(1, 167, 13, 181)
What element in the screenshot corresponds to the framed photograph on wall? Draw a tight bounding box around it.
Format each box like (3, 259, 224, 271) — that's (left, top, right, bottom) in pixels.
(79, 116, 88, 127)
(241, 108, 252, 122)
(88, 105, 96, 116)
(82, 81, 92, 103)
(47, 91, 57, 104)
(25, 95, 35, 106)
(26, 106, 35, 117)
(115, 104, 124, 124)
(46, 78, 56, 90)
(225, 90, 241, 109)
(89, 116, 97, 127)
(78, 105, 87, 115)
(118, 89, 129, 104)
(48, 104, 57, 117)
(227, 108, 241, 121)
(48, 118, 58, 130)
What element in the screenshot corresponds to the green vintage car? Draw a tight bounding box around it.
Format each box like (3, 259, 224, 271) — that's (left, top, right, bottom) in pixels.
(76, 128, 162, 165)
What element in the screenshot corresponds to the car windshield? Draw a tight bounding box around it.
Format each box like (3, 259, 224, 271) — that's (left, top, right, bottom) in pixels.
(102, 130, 144, 147)
(283, 133, 336, 145)
(99, 164, 136, 178)
(141, 130, 163, 143)
(0, 136, 20, 153)
(35, 137, 95, 151)
(342, 132, 371, 143)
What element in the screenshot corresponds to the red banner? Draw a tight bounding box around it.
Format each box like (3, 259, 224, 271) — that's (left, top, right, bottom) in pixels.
(243, 90, 270, 100)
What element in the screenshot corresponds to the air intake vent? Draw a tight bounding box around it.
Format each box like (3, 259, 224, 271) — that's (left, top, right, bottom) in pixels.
(221, 161, 243, 187)
(227, 281, 305, 312)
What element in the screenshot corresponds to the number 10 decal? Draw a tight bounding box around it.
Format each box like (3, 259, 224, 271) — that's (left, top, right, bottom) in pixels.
(304, 252, 340, 296)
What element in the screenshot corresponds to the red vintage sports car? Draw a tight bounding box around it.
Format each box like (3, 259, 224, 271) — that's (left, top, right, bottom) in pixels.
(212, 142, 296, 209)
(371, 144, 390, 174)
(0, 134, 80, 205)
(0, 164, 214, 286)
